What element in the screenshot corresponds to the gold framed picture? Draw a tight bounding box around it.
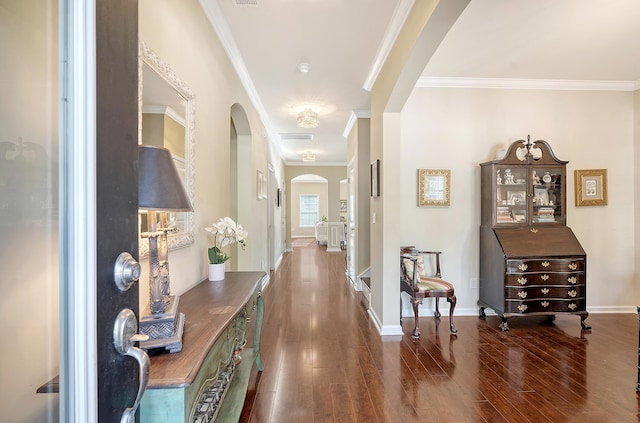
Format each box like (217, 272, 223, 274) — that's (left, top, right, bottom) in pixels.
(574, 169, 607, 206)
(418, 169, 450, 207)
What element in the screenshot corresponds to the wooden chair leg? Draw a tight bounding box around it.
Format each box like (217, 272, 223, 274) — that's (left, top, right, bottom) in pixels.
(434, 297, 441, 319)
(411, 298, 421, 339)
(447, 295, 458, 335)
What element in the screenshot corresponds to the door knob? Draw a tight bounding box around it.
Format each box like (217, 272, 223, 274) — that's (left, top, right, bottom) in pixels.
(113, 308, 150, 423)
(114, 252, 141, 292)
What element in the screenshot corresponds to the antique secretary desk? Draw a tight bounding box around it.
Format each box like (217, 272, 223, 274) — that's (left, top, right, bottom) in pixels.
(479, 137, 590, 331)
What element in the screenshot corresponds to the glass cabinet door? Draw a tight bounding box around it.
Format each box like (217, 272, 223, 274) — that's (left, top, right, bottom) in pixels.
(531, 166, 563, 224)
(495, 166, 528, 224)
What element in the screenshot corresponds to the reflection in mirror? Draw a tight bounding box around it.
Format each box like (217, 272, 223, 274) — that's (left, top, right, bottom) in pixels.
(139, 40, 195, 257)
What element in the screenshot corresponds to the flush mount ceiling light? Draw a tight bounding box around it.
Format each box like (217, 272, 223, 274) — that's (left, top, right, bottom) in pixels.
(297, 61, 312, 73)
(302, 151, 316, 162)
(297, 108, 319, 128)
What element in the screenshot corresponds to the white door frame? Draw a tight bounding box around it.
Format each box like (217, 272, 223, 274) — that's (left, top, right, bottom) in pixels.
(59, 0, 98, 420)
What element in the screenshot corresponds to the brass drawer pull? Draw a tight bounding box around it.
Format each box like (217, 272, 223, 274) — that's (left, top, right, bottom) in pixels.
(541, 288, 550, 295)
(541, 274, 549, 281)
(517, 277, 527, 285)
(568, 303, 578, 311)
(541, 261, 550, 267)
(568, 263, 578, 270)
(517, 304, 528, 312)
(518, 263, 528, 271)
(541, 301, 549, 308)
(568, 290, 577, 298)
(568, 276, 577, 284)
(518, 291, 527, 299)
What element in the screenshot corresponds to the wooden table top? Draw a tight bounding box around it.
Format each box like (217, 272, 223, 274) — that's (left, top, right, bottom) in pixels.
(147, 271, 265, 389)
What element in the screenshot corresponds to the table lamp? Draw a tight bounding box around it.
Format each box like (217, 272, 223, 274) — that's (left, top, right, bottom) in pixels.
(138, 145, 192, 353)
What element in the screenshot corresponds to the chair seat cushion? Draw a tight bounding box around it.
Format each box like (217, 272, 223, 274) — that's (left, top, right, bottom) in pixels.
(416, 276, 454, 293)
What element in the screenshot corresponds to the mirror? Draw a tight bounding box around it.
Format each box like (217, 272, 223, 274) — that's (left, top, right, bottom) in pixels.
(138, 40, 195, 257)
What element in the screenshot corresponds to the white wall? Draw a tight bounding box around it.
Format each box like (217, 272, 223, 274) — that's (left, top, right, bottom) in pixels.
(400, 87, 637, 315)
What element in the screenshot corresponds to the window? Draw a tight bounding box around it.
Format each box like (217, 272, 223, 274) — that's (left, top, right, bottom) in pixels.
(299, 194, 319, 227)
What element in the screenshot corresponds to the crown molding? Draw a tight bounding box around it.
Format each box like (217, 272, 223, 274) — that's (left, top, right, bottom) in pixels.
(198, 0, 283, 158)
(416, 76, 639, 91)
(142, 105, 185, 126)
(284, 160, 348, 167)
(363, 0, 415, 91)
(342, 109, 371, 138)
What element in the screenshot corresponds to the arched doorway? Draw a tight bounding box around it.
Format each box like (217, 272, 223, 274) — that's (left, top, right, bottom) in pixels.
(230, 103, 251, 270)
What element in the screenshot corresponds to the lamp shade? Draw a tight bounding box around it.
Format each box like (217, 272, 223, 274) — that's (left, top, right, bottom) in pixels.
(138, 145, 193, 211)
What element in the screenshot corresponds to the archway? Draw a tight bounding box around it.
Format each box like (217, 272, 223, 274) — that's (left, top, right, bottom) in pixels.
(290, 174, 328, 240)
(230, 103, 251, 270)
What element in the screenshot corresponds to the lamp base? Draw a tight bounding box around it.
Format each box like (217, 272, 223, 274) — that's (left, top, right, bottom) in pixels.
(139, 295, 185, 353)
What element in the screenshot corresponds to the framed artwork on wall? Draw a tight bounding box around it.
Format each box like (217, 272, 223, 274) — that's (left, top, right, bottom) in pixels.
(575, 169, 607, 206)
(418, 168, 451, 207)
(370, 159, 380, 197)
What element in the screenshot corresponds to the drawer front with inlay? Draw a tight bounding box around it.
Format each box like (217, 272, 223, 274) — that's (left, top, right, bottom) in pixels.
(506, 258, 585, 273)
(505, 273, 584, 287)
(505, 298, 586, 314)
(505, 285, 584, 300)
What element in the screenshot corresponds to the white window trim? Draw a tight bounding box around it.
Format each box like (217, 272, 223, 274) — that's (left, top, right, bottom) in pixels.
(299, 194, 320, 227)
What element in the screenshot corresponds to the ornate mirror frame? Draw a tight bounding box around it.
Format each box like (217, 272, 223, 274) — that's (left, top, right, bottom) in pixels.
(138, 40, 195, 257)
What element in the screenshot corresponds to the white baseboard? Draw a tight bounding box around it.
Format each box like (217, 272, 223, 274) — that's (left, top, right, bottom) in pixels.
(400, 302, 639, 318)
(585, 305, 637, 314)
(368, 307, 404, 337)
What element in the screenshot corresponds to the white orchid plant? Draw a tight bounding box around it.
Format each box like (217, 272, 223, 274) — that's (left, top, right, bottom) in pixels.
(205, 217, 248, 264)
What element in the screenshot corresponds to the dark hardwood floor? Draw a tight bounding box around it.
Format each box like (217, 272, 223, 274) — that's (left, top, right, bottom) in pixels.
(240, 239, 640, 422)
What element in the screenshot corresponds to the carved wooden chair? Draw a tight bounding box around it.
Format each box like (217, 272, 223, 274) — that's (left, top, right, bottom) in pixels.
(400, 246, 457, 338)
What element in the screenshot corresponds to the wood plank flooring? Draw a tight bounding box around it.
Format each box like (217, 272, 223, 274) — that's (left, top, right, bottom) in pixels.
(240, 240, 640, 422)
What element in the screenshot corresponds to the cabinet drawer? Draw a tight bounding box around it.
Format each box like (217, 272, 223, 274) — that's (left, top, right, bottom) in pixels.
(507, 258, 584, 273)
(505, 273, 584, 287)
(505, 298, 585, 314)
(505, 285, 584, 300)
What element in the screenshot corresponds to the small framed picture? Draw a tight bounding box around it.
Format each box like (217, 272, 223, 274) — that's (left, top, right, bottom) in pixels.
(533, 187, 549, 206)
(370, 160, 380, 197)
(418, 169, 450, 206)
(575, 169, 607, 206)
(507, 191, 526, 206)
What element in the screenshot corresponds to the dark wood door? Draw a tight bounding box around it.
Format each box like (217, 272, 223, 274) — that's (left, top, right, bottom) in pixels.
(95, 0, 142, 421)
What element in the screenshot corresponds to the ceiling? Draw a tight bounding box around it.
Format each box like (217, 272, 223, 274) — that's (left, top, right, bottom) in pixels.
(202, 0, 640, 166)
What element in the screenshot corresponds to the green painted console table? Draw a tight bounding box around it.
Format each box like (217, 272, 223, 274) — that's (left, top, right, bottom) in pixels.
(140, 271, 265, 422)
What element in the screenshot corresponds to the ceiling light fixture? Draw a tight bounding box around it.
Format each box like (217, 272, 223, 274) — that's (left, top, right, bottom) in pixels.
(297, 108, 319, 128)
(302, 151, 316, 162)
(297, 61, 312, 73)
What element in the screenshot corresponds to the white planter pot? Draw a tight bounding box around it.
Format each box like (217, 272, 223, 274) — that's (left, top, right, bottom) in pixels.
(208, 263, 225, 281)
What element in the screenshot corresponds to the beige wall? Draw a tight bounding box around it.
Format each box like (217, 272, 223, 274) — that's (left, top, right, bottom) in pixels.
(635, 89, 640, 297)
(369, 0, 468, 332)
(346, 118, 372, 280)
(139, 0, 285, 304)
(0, 1, 60, 420)
(285, 165, 347, 248)
(401, 87, 637, 313)
(290, 181, 328, 237)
